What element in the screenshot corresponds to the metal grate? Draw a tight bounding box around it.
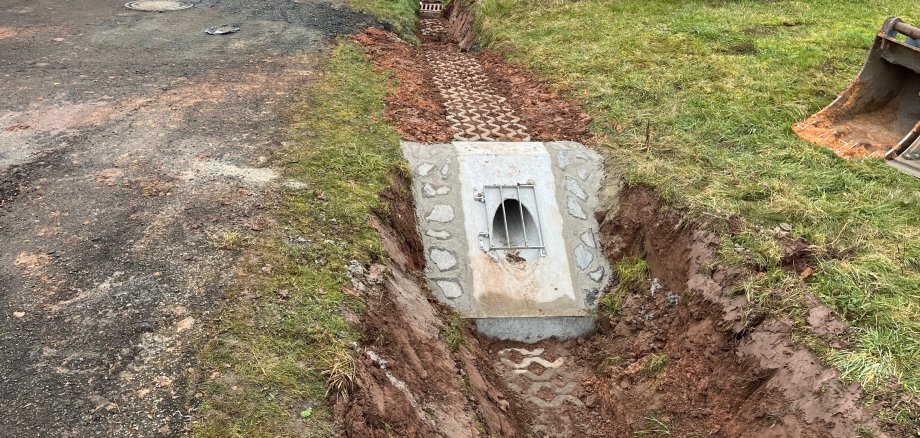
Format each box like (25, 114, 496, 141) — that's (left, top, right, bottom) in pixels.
(420, 2, 442, 12)
(478, 184, 545, 253)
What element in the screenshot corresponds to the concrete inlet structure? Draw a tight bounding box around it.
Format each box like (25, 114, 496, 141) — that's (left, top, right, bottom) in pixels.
(402, 141, 610, 342)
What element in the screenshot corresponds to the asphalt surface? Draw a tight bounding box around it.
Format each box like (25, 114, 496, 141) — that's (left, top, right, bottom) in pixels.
(0, 0, 375, 435)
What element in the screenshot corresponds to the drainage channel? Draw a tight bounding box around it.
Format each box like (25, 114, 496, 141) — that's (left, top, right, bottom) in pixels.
(401, 6, 608, 436)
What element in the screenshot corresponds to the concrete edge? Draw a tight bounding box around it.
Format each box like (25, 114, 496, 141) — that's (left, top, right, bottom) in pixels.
(475, 316, 596, 343)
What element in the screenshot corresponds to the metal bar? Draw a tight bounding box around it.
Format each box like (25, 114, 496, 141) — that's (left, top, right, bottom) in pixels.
(498, 185, 510, 248)
(895, 21, 920, 39)
(483, 189, 494, 250)
(488, 245, 545, 250)
(515, 184, 528, 247)
(529, 184, 546, 249)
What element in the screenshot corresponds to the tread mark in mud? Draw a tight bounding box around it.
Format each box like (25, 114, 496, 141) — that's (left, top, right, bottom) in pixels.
(496, 347, 584, 436)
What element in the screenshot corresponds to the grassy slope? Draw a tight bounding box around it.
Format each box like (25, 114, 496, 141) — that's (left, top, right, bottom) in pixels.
(349, 0, 419, 43)
(193, 42, 402, 437)
(477, 0, 920, 413)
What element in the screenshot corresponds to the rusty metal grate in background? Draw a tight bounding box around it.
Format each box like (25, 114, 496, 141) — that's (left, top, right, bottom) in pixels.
(420, 2, 442, 13)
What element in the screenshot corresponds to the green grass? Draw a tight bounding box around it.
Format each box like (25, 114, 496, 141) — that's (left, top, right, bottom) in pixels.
(193, 41, 402, 437)
(643, 353, 670, 377)
(476, 0, 920, 415)
(349, 0, 419, 43)
(636, 415, 672, 437)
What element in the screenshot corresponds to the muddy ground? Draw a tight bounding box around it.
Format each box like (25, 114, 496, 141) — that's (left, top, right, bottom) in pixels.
(0, 0, 375, 435)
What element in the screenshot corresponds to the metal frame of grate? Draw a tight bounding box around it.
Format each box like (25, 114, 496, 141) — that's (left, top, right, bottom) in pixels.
(478, 184, 546, 253)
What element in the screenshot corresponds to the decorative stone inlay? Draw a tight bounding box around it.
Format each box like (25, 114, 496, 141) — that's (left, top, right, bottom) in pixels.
(430, 248, 458, 271)
(436, 279, 463, 298)
(573, 244, 593, 270)
(564, 177, 587, 201)
(440, 162, 450, 178)
(584, 288, 600, 306)
(567, 196, 587, 220)
(588, 266, 605, 283)
(423, 182, 451, 197)
(557, 150, 572, 170)
(580, 229, 596, 248)
(426, 229, 451, 240)
(417, 162, 435, 177)
(426, 204, 455, 223)
(576, 168, 589, 181)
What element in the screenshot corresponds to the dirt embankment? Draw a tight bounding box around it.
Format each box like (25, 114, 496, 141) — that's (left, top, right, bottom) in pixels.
(589, 186, 891, 436)
(335, 171, 529, 436)
(335, 173, 895, 436)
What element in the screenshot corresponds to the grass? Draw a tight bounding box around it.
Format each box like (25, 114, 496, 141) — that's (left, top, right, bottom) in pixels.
(643, 353, 670, 377)
(635, 415, 672, 437)
(193, 41, 402, 437)
(349, 0, 419, 43)
(598, 257, 650, 316)
(476, 0, 920, 423)
(443, 313, 467, 352)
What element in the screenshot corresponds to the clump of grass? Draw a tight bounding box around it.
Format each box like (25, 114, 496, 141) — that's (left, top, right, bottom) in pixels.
(597, 290, 625, 316)
(642, 353, 669, 377)
(209, 230, 250, 251)
(614, 257, 650, 290)
(598, 257, 650, 316)
(194, 42, 402, 437)
(476, 0, 920, 417)
(442, 314, 466, 352)
(636, 414, 672, 437)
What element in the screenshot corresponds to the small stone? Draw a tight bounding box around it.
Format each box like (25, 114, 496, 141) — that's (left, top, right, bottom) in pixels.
(422, 183, 451, 197)
(567, 197, 587, 220)
(426, 229, 451, 240)
(575, 150, 590, 160)
(417, 162, 435, 176)
(588, 266, 605, 283)
(565, 177, 588, 200)
(440, 162, 450, 178)
(574, 244, 594, 270)
(577, 168, 590, 181)
(580, 229, 597, 248)
(154, 376, 173, 388)
(650, 278, 663, 295)
(176, 317, 195, 332)
(586, 394, 598, 407)
(666, 291, 681, 307)
(436, 280, 463, 298)
(12, 311, 25, 318)
(430, 248, 457, 271)
(584, 288, 600, 306)
(779, 222, 793, 232)
(557, 151, 572, 170)
(426, 205, 455, 223)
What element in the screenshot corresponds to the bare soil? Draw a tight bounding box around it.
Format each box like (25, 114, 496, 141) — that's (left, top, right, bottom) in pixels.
(793, 82, 904, 158)
(353, 29, 454, 143)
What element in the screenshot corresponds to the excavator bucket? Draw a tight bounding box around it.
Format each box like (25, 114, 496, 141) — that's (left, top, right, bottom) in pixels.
(793, 17, 920, 178)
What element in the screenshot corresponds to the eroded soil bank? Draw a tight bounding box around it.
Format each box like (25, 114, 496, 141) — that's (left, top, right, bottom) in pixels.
(336, 169, 895, 436)
(332, 17, 906, 436)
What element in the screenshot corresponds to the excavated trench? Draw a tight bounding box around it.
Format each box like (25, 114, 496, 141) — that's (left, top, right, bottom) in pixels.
(333, 3, 902, 437)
